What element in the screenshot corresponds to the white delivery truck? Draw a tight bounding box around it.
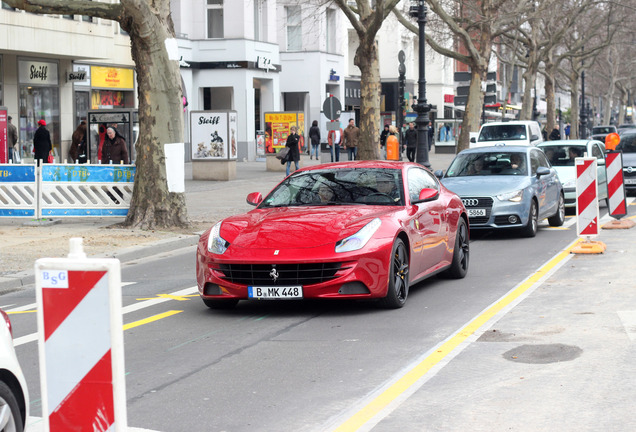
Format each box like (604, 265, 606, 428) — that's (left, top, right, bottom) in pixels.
(470, 121, 543, 148)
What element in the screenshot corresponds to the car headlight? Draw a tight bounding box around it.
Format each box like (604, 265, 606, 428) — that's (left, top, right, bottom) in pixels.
(497, 189, 524, 202)
(207, 222, 229, 255)
(335, 218, 382, 253)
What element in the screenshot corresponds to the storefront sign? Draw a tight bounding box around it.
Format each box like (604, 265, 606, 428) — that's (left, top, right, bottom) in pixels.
(18, 60, 59, 85)
(0, 108, 7, 163)
(264, 112, 305, 154)
(190, 111, 238, 161)
(91, 66, 135, 90)
(256, 56, 275, 71)
(345, 80, 361, 106)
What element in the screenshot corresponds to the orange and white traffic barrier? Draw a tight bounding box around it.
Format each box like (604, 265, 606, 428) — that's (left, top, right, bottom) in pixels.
(603, 151, 635, 229)
(572, 157, 605, 254)
(35, 238, 127, 431)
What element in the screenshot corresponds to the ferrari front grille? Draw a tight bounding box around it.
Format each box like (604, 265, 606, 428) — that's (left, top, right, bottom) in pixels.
(214, 262, 346, 286)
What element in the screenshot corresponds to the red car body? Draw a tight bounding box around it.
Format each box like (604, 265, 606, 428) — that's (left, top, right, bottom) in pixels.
(196, 161, 469, 309)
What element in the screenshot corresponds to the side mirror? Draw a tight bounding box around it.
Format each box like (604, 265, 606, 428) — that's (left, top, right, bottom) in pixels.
(536, 167, 550, 177)
(433, 169, 444, 179)
(412, 188, 439, 204)
(531, 134, 539, 141)
(246, 192, 263, 206)
(470, 137, 476, 143)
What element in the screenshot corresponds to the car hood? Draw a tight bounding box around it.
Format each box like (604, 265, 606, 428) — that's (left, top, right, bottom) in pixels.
(219, 206, 397, 249)
(441, 176, 531, 197)
(622, 152, 636, 167)
(553, 166, 575, 186)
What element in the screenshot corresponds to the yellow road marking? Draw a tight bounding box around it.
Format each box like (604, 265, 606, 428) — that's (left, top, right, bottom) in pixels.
(123, 310, 182, 331)
(7, 310, 36, 315)
(333, 238, 582, 432)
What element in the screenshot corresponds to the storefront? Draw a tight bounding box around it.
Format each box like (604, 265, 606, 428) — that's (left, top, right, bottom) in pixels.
(17, 58, 60, 160)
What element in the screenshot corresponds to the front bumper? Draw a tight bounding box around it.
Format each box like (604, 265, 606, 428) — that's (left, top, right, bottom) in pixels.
(463, 196, 530, 230)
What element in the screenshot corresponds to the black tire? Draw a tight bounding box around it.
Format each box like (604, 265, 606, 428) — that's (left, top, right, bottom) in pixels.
(379, 238, 409, 309)
(0, 380, 24, 432)
(548, 193, 565, 227)
(521, 200, 539, 237)
(444, 218, 469, 279)
(203, 298, 239, 310)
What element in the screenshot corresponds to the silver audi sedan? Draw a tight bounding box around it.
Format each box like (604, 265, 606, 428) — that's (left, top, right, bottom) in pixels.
(435, 146, 565, 237)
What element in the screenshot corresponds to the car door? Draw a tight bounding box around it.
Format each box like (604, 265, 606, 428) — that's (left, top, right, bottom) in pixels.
(532, 149, 559, 218)
(590, 141, 608, 200)
(405, 167, 447, 277)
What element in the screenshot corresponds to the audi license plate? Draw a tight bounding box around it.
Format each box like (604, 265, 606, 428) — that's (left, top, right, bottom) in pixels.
(248, 286, 303, 299)
(625, 178, 636, 185)
(467, 208, 486, 217)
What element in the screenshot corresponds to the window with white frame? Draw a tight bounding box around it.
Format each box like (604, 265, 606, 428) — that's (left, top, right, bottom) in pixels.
(326, 8, 336, 53)
(286, 6, 302, 51)
(207, 0, 224, 39)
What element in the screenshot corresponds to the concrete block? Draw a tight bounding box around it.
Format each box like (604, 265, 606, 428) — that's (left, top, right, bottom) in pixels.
(192, 160, 236, 181)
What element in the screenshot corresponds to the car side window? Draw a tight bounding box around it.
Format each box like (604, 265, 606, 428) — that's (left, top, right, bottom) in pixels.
(592, 144, 603, 159)
(536, 150, 550, 168)
(407, 168, 438, 202)
(530, 151, 540, 175)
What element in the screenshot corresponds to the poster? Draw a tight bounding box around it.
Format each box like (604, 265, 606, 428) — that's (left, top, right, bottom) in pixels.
(264, 112, 305, 154)
(0, 108, 8, 164)
(190, 111, 229, 160)
(228, 112, 238, 159)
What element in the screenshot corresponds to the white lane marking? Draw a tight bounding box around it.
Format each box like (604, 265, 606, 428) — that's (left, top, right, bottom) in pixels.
(14, 286, 198, 347)
(6, 302, 37, 312)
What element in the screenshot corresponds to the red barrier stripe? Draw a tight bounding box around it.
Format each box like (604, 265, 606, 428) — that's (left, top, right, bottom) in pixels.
(608, 174, 624, 196)
(48, 350, 114, 431)
(580, 218, 598, 235)
(577, 181, 596, 213)
(42, 271, 107, 341)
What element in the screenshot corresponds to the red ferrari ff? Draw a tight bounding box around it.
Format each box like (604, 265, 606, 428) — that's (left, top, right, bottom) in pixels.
(196, 161, 469, 309)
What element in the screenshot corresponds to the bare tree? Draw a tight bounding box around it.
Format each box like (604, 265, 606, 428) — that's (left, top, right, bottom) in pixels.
(395, 0, 534, 152)
(5, 0, 187, 229)
(332, 0, 401, 160)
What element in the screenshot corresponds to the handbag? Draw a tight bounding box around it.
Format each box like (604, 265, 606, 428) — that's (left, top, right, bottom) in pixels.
(47, 154, 54, 163)
(276, 147, 290, 160)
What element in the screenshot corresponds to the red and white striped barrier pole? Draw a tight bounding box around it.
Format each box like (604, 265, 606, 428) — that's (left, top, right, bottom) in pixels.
(35, 238, 127, 431)
(572, 157, 605, 253)
(603, 151, 634, 229)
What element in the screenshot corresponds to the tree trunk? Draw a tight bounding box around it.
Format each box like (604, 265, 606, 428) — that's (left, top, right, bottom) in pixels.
(569, 70, 580, 139)
(520, 68, 536, 121)
(355, 39, 381, 161)
(122, 3, 188, 229)
(457, 68, 485, 152)
(544, 65, 556, 135)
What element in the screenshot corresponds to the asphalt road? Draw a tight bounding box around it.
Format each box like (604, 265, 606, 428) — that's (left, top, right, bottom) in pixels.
(3, 211, 593, 432)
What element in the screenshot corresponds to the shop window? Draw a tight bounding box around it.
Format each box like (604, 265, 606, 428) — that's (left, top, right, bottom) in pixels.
(286, 6, 302, 51)
(207, 0, 224, 39)
(18, 86, 60, 160)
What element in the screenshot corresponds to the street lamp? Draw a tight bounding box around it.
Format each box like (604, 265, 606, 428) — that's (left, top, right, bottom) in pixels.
(409, 0, 431, 168)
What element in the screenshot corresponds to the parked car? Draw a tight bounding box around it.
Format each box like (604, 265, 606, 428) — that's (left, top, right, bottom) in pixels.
(470, 121, 543, 148)
(0, 308, 29, 432)
(538, 140, 608, 208)
(196, 161, 469, 310)
(616, 131, 636, 192)
(435, 146, 564, 237)
(591, 125, 617, 144)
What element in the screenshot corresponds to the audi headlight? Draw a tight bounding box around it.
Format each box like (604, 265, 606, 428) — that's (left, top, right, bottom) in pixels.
(207, 222, 229, 255)
(497, 189, 523, 202)
(335, 218, 381, 253)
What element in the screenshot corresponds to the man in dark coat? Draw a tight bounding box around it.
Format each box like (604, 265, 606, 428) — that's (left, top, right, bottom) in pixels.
(404, 122, 418, 162)
(285, 126, 300, 176)
(102, 127, 129, 164)
(33, 119, 52, 165)
(549, 125, 561, 141)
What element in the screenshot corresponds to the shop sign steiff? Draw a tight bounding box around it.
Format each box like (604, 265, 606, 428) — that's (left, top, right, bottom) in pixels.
(190, 111, 238, 161)
(18, 60, 59, 86)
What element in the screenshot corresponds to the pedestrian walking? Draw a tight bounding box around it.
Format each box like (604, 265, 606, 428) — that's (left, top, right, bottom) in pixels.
(564, 123, 571, 139)
(7, 116, 18, 163)
(33, 119, 52, 166)
(380, 124, 390, 159)
(285, 126, 300, 176)
(549, 125, 561, 141)
(327, 126, 343, 162)
(308, 120, 321, 161)
(428, 124, 434, 151)
(69, 120, 88, 163)
(102, 126, 129, 165)
(343, 118, 360, 160)
(404, 122, 417, 162)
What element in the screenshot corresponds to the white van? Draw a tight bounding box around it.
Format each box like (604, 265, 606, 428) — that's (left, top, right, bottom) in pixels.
(470, 121, 543, 148)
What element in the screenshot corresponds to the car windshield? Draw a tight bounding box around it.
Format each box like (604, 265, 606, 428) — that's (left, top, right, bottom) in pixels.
(539, 145, 586, 166)
(478, 125, 527, 142)
(445, 152, 528, 177)
(259, 168, 404, 207)
(617, 134, 636, 153)
(592, 127, 614, 134)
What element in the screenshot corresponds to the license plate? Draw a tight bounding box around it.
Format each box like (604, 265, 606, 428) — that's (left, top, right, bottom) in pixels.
(467, 208, 486, 217)
(248, 286, 303, 299)
(625, 178, 636, 185)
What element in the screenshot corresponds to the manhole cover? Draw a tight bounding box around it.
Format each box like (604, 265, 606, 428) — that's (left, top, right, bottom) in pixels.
(503, 344, 582, 364)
